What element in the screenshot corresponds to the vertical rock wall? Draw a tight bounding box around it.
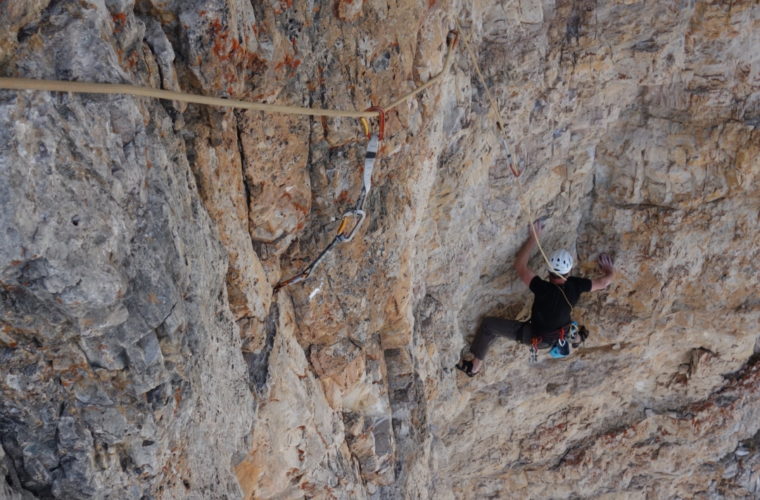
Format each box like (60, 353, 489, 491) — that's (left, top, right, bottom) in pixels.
(0, 1, 256, 498)
(0, 0, 758, 499)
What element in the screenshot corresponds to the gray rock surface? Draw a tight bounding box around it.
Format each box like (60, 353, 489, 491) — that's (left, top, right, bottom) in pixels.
(0, 0, 758, 499)
(1, 1, 253, 498)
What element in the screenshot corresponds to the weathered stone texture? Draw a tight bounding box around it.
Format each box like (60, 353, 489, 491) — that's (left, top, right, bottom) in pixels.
(0, 0, 758, 499)
(1, 2, 254, 498)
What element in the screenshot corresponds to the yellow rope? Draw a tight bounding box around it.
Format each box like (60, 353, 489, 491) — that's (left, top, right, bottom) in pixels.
(0, 32, 457, 120)
(458, 23, 625, 284)
(384, 32, 459, 112)
(455, 22, 554, 271)
(0, 77, 379, 118)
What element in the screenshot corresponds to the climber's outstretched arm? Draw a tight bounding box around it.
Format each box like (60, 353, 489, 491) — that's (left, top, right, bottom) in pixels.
(514, 221, 543, 286)
(590, 253, 615, 291)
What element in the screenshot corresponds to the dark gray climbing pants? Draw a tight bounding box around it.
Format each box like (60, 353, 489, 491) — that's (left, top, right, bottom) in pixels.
(470, 317, 533, 360)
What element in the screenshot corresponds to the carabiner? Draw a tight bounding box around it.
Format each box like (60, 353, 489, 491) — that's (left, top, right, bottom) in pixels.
(365, 106, 385, 140)
(336, 209, 366, 242)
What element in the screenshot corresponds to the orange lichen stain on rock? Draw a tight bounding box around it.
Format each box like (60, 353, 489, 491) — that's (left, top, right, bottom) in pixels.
(207, 19, 268, 80)
(601, 425, 636, 445)
(292, 200, 309, 215)
(211, 19, 230, 59)
(235, 455, 263, 500)
(551, 164, 567, 177)
(335, 190, 350, 203)
(300, 481, 317, 494)
(58, 363, 90, 387)
(112, 12, 127, 30)
(275, 54, 302, 72)
(244, 52, 268, 74)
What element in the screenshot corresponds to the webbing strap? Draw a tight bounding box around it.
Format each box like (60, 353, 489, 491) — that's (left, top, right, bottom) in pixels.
(358, 134, 379, 206)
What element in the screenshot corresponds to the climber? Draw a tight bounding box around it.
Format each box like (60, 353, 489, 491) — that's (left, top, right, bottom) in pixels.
(456, 219, 615, 376)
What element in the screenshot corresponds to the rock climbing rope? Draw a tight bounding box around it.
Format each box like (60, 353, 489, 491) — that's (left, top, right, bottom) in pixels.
(0, 29, 459, 293)
(0, 76, 378, 118)
(274, 32, 459, 291)
(458, 23, 627, 284)
(456, 21, 556, 272)
(0, 32, 458, 120)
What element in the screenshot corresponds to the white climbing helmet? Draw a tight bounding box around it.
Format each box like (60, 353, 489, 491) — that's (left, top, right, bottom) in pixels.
(549, 249, 573, 276)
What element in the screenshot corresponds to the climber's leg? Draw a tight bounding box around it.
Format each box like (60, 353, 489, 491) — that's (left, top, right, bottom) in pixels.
(467, 317, 527, 374)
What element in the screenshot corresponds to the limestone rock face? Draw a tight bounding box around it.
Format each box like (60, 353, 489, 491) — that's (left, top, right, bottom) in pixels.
(0, 0, 758, 499)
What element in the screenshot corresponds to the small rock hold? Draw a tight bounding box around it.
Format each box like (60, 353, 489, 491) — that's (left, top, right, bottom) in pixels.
(371, 51, 391, 72)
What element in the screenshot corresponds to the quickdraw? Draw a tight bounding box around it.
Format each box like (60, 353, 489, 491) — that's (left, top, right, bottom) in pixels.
(274, 110, 385, 292)
(530, 337, 539, 364)
(495, 121, 521, 178)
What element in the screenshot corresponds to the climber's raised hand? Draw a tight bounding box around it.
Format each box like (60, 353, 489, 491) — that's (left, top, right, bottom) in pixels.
(598, 253, 614, 274)
(590, 253, 615, 291)
(530, 217, 546, 240)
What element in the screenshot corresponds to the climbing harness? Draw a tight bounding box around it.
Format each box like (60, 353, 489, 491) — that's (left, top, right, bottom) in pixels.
(274, 112, 384, 292)
(529, 281, 578, 363)
(530, 321, 588, 362)
(571, 324, 589, 347)
(549, 322, 587, 358)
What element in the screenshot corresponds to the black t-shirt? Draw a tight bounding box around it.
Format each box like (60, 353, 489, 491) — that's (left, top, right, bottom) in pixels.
(529, 276, 592, 335)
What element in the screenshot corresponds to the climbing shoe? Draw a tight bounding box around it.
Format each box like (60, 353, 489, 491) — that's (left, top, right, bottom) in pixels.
(455, 359, 478, 377)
